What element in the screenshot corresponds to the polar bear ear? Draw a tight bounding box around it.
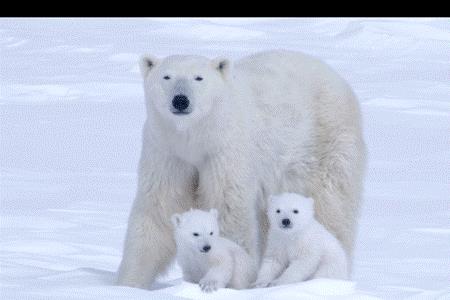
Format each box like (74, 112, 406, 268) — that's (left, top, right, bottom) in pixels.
(171, 213, 182, 228)
(209, 209, 218, 219)
(139, 54, 159, 78)
(211, 57, 231, 79)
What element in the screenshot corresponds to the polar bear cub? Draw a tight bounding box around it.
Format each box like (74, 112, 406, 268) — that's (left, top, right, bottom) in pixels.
(253, 193, 348, 287)
(171, 209, 256, 292)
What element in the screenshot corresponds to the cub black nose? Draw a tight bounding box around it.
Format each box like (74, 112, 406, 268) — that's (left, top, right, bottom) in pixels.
(172, 94, 189, 112)
(282, 218, 291, 226)
(202, 245, 211, 252)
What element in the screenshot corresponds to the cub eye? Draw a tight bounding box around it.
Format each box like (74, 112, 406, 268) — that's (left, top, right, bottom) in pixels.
(193, 233, 199, 237)
(210, 232, 213, 235)
(293, 210, 299, 214)
(195, 76, 203, 81)
(163, 75, 171, 80)
(276, 209, 281, 214)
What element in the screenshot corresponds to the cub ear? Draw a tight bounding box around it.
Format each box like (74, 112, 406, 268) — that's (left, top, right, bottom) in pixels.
(211, 57, 231, 79)
(171, 213, 182, 228)
(139, 54, 159, 78)
(209, 209, 218, 219)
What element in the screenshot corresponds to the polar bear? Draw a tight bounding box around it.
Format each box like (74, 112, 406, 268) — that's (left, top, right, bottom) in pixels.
(253, 193, 348, 288)
(116, 50, 366, 288)
(171, 209, 256, 292)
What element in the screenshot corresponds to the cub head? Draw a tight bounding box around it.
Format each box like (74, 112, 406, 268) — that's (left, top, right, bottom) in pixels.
(268, 193, 315, 234)
(140, 54, 231, 131)
(171, 208, 220, 254)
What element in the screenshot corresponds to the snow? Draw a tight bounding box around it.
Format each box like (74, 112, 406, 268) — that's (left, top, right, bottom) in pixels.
(1, 18, 449, 299)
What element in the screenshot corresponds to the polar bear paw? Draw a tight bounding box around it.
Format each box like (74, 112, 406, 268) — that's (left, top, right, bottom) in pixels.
(251, 280, 271, 289)
(199, 278, 220, 293)
(267, 279, 282, 287)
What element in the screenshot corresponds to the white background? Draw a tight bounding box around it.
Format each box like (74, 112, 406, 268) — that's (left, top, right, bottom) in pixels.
(1, 18, 449, 299)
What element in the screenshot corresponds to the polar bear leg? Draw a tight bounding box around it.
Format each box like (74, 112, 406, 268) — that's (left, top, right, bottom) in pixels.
(312, 128, 365, 264)
(116, 155, 196, 288)
(252, 258, 285, 288)
(312, 254, 348, 280)
(198, 155, 259, 260)
(199, 253, 233, 293)
(230, 248, 257, 289)
(270, 251, 321, 286)
(116, 211, 174, 288)
(313, 84, 366, 263)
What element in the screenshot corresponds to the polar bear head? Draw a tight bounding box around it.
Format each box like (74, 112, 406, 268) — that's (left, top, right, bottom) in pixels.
(268, 193, 315, 234)
(140, 54, 231, 131)
(171, 208, 220, 254)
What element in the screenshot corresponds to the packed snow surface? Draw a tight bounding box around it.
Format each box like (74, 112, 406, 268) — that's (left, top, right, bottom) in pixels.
(1, 18, 449, 299)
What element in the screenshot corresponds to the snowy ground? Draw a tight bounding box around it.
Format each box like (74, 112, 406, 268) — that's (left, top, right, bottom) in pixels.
(1, 18, 449, 299)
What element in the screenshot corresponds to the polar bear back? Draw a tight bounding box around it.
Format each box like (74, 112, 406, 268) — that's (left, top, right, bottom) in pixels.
(235, 50, 358, 124)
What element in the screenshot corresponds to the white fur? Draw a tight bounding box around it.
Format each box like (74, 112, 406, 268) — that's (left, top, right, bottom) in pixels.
(171, 209, 256, 292)
(116, 50, 366, 288)
(253, 193, 348, 288)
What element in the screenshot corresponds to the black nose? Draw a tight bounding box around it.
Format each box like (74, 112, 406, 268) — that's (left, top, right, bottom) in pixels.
(282, 218, 291, 226)
(172, 94, 189, 112)
(202, 245, 211, 252)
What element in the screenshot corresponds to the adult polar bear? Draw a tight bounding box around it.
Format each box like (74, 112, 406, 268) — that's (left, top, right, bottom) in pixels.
(116, 50, 366, 288)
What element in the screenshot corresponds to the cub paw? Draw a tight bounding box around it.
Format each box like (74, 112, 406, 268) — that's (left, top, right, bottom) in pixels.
(268, 279, 283, 287)
(251, 280, 271, 288)
(199, 278, 219, 293)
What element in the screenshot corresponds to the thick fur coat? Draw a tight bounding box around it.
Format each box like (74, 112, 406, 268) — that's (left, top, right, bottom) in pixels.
(171, 209, 256, 292)
(253, 193, 348, 288)
(116, 50, 366, 288)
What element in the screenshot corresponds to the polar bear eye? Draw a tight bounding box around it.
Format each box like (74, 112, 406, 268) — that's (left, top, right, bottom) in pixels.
(195, 76, 203, 81)
(293, 210, 299, 214)
(276, 209, 280, 213)
(193, 232, 199, 237)
(210, 232, 213, 235)
(163, 75, 171, 80)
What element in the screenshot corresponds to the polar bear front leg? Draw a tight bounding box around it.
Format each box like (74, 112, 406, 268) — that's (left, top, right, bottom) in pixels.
(116, 155, 196, 288)
(199, 251, 233, 293)
(269, 250, 321, 286)
(198, 154, 259, 259)
(116, 209, 174, 288)
(252, 257, 285, 288)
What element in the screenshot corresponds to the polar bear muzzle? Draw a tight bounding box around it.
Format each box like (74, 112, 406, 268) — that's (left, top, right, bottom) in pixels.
(281, 218, 291, 228)
(201, 245, 211, 253)
(171, 94, 191, 114)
